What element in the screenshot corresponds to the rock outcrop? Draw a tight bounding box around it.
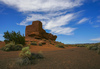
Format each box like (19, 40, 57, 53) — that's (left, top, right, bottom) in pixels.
(25, 21, 57, 42)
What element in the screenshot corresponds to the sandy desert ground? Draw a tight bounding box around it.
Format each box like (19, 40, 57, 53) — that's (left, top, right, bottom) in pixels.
(0, 46, 100, 69)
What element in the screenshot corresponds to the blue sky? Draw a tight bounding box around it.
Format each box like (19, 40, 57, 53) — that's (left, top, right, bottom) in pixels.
(0, 0, 100, 44)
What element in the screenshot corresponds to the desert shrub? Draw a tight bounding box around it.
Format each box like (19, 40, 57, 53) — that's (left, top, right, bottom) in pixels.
(50, 42, 54, 45)
(17, 53, 44, 66)
(85, 43, 100, 54)
(3, 31, 25, 45)
(55, 44, 64, 48)
(16, 58, 31, 66)
(14, 44, 23, 51)
(97, 49, 100, 54)
(25, 44, 31, 48)
(50, 42, 52, 44)
(19, 47, 44, 59)
(86, 45, 93, 50)
(97, 45, 100, 54)
(91, 46, 98, 50)
(77, 45, 85, 47)
(86, 45, 98, 50)
(43, 39, 46, 41)
(98, 45, 100, 49)
(4, 41, 15, 51)
(30, 42, 37, 45)
(30, 53, 44, 60)
(18, 47, 44, 65)
(36, 51, 44, 59)
(18, 47, 32, 65)
(42, 42, 46, 44)
(1, 41, 23, 51)
(39, 43, 42, 46)
(64, 45, 69, 47)
(49, 40, 51, 43)
(19, 47, 31, 58)
(39, 41, 46, 45)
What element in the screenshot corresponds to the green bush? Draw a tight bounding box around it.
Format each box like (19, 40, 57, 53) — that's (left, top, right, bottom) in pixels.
(50, 42, 52, 44)
(3, 31, 25, 45)
(1, 41, 23, 51)
(86, 45, 93, 50)
(43, 39, 46, 41)
(16, 58, 31, 66)
(18, 47, 44, 65)
(39, 43, 42, 46)
(91, 46, 98, 50)
(30, 53, 44, 60)
(55, 44, 65, 48)
(86, 45, 98, 50)
(77, 45, 85, 47)
(30, 42, 37, 45)
(49, 40, 51, 43)
(19, 47, 31, 59)
(97, 49, 100, 54)
(97, 45, 100, 54)
(14, 44, 23, 51)
(25, 44, 31, 48)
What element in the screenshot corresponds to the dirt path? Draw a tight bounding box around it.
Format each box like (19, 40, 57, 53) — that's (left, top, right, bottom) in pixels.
(0, 47, 100, 69)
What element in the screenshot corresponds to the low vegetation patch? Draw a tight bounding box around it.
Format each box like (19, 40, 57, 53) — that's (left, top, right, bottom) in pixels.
(1, 41, 23, 51)
(39, 41, 46, 45)
(39, 43, 42, 46)
(17, 47, 44, 66)
(42, 39, 46, 41)
(86, 43, 100, 55)
(66, 42, 100, 55)
(86, 45, 94, 50)
(97, 49, 100, 54)
(86, 45, 98, 50)
(49, 40, 51, 43)
(30, 41, 37, 45)
(55, 44, 65, 48)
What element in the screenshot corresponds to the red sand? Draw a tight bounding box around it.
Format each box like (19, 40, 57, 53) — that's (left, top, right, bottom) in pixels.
(30, 45, 76, 52)
(0, 47, 100, 69)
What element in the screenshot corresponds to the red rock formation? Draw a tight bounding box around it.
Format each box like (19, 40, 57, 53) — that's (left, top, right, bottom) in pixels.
(25, 21, 57, 42)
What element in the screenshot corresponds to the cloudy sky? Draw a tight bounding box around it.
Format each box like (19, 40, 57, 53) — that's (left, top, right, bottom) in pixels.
(0, 0, 100, 44)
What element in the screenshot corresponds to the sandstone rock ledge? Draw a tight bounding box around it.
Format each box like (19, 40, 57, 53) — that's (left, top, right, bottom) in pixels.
(25, 21, 57, 43)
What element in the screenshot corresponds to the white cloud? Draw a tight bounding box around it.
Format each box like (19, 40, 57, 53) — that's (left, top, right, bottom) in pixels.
(97, 16, 100, 22)
(0, 0, 84, 12)
(50, 27, 76, 35)
(43, 13, 77, 35)
(77, 18, 89, 24)
(97, 20, 100, 22)
(0, 0, 85, 35)
(44, 13, 75, 29)
(92, 0, 99, 2)
(0, 34, 3, 36)
(91, 37, 100, 41)
(97, 16, 100, 19)
(18, 12, 78, 35)
(93, 25, 100, 28)
(17, 11, 68, 26)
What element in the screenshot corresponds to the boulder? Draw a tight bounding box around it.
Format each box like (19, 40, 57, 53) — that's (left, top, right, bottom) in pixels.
(25, 21, 57, 42)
